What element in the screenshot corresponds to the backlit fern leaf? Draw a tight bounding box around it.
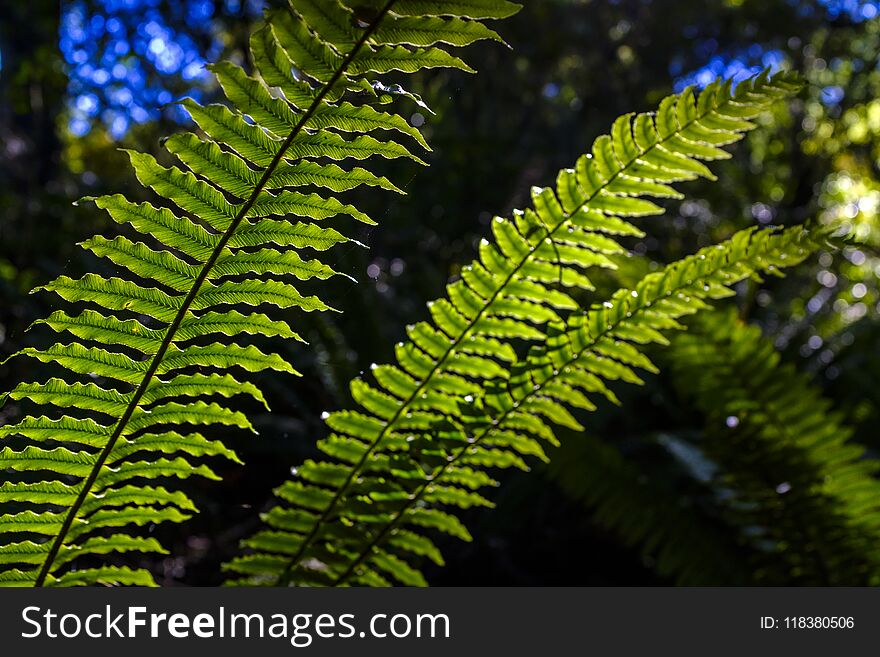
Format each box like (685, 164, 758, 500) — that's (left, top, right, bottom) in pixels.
(0, 0, 519, 587)
(317, 226, 828, 586)
(223, 73, 809, 586)
(667, 309, 880, 585)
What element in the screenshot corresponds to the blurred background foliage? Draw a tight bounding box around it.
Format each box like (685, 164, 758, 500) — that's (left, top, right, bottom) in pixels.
(1, 0, 878, 584)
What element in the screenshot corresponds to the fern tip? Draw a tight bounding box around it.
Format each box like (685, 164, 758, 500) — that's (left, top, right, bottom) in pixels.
(0, 352, 21, 367)
(73, 195, 97, 208)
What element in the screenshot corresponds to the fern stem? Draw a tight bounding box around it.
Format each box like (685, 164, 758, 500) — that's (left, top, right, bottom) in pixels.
(32, 1, 397, 587)
(280, 95, 746, 585)
(330, 245, 760, 585)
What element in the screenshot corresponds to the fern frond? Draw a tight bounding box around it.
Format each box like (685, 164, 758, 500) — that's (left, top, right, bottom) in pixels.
(667, 309, 880, 585)
(308, 226, 825, 587)
(223, 69, 810, 586)
(0, 0, 519, 587)
(548, 433, 754, 586)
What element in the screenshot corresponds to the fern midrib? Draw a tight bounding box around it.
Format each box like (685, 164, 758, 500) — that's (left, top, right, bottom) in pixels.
(275, 91, 745, 586)
(32, 0, 397, 587)
(330, 240, 770, 585)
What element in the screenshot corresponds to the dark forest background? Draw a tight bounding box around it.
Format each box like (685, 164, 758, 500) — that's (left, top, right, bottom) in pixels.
(1, 0, 879, 584)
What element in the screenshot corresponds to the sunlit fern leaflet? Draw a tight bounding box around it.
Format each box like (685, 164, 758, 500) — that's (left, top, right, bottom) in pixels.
(0, 0, 520, 587)
(224, 72, 806, 587)
(668, 309, 880, 585)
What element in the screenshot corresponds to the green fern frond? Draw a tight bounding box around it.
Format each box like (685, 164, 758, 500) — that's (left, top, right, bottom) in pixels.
(0, 0, 519, 587)
(548, 432, 753, 586)
(667, 309, 880, 585)
(223, 73, 810, 586)
(314, 226, 825, 587)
